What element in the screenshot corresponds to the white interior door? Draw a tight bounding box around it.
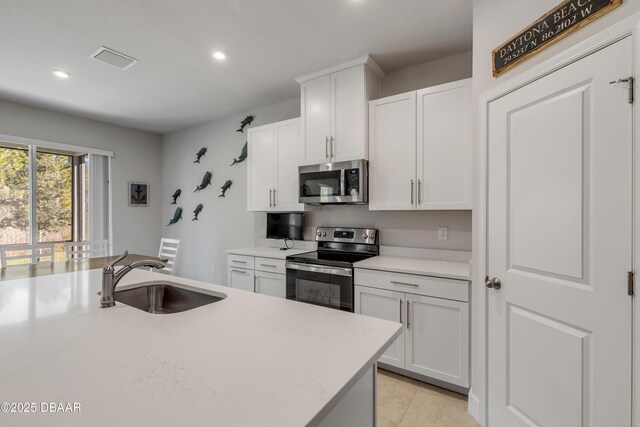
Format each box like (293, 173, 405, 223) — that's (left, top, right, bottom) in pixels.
(274, 119, 304, 212)
(487, 37, 633, 427)
(247, 125, 275, 211)
(354, 285, 405, 368)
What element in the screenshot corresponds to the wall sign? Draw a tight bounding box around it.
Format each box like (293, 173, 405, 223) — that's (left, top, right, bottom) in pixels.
(492, 0, 622, 77)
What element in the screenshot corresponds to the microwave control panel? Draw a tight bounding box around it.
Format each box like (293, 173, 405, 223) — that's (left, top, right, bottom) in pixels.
(345, 169, 360, 195)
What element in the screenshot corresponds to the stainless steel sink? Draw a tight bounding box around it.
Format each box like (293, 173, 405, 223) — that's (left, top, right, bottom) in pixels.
(115, 281, 226, 314)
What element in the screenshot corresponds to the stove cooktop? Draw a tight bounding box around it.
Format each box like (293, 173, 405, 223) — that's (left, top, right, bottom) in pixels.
(286, 250, 376, 268)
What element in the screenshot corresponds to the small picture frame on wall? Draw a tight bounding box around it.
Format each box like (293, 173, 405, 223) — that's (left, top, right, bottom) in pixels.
(128, 181, 149, 207)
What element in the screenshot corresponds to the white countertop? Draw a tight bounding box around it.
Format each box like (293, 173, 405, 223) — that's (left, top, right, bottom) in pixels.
(0, 269, 401, 427)
(354, 256, 471, 281)
(225, 246, 312, 259)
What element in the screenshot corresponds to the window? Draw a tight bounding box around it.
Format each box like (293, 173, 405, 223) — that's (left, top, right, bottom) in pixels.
(0, 142, 93, 263)
(0, 143, 30, 246)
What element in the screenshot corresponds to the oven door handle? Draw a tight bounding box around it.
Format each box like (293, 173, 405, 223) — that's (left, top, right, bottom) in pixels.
(286, 262, 353, 277)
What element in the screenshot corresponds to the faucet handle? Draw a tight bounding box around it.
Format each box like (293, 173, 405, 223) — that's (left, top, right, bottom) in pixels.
(104, 251, 129, 271)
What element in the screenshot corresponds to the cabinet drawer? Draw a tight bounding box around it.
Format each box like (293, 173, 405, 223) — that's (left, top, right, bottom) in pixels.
(354, 269, 468, 302)
(254, 257, 286, 274)
(227, 254, 255, 269)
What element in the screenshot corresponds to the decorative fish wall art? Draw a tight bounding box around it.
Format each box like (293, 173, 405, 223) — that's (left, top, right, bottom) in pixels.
(219, 180, 232, 197)
(230, 142, 248, 166)
(170, 189, 181, 204)
(192, 204, 203, 221)
(193, 171, 212, 192)
(167, 207, 183, 226)
(236, 116, 253, 133)
(194, 147, 207, 163)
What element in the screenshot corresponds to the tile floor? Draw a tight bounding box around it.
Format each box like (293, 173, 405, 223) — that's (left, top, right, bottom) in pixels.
(377, 369, 480, 427)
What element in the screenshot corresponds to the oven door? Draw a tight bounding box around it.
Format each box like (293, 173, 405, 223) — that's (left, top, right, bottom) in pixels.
(298, 168, 344, 204)
(285, 262, 353, 312)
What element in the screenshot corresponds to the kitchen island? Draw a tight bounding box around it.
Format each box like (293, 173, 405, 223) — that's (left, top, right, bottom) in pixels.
(0, 268, 401, 426)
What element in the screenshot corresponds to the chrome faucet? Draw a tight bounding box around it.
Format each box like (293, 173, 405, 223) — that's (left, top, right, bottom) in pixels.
(100, 251, 167, 308)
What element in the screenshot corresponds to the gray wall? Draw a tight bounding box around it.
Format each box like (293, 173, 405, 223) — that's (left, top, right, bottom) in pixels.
(381, 50, 472, 97)
(161, 52, 473, 283)
(0, 99, 162, 256)
(470, 0, 640, 416)
(159, 99, 300, 283)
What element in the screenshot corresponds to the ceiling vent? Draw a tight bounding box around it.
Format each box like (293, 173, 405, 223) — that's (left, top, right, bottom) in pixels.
(90, 46, 137, 70)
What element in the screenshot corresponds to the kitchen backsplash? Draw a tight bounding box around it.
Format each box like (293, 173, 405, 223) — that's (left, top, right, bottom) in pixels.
(255, 205, 472, 252)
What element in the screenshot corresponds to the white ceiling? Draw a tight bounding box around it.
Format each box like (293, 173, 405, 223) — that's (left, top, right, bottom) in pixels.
(0, 0, 472, 134)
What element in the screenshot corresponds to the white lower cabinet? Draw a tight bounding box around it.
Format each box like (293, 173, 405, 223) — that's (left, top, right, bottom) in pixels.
(354, 286, 405, 368)
(255, 270, 286, 298)
(354, 268, 469, 388)
(227, 267, 254, 292)
(226, 255, 286, 298)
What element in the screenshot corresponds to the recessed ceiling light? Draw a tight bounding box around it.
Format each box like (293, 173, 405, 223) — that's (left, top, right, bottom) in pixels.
(212, 50, 227, 60)
(52, 69, 70, 79)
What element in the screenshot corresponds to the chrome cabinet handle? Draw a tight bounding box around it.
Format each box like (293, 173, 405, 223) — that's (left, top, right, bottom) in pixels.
(231, 260, 247, 264)
(407, 300, 411, 329)
(269, 189, 273, 207)
(326, 137, 329, 159)
(391, 280, 418, 287)
(417, 179, 421, 205)
(273, 188, 276, 207)
(399, 298, 403, 324)
(410, 179, 414, 205)
(231, 269, 248, 274)
(330, 136, 334, 159)
(485, 276, 502, 289)
(260, 264, 277, 268)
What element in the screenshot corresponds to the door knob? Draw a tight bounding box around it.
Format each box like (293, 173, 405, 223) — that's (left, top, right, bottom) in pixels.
(485, 276, 502, 289)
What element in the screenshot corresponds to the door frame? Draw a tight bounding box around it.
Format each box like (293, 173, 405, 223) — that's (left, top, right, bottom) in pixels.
(474, 13, 640, 426)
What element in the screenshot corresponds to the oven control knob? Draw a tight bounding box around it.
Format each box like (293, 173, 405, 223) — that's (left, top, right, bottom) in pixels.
(322, 232, 327, 237)
(316, 231, 321, 237)
(368, 233, 375, 240)
(362, 233, 368, 240)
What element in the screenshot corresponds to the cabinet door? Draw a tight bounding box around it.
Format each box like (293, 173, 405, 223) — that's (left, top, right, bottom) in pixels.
(331, 66, 366, 162)
(368, 92, 417, 211)
(300, 75, 331, 165)
(405, 294, 469, 387)
(254, 271, 286, 299)
(247, 124, 275, 211)
(274, 119, 305, 212)
(227, 267, 255, 292)
(354, 285, 405, 369)
(417, 79, 471, 210)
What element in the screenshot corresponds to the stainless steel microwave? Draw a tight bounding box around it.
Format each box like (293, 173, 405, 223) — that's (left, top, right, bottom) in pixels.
(299, 160, 368, 205)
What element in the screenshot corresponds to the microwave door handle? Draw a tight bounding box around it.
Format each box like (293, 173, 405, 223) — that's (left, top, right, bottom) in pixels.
(341, 170, 346, 197)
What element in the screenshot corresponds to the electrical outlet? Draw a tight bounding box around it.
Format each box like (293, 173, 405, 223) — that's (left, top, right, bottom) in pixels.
(438, 226, 448, 241)
(210, 265, 216, 275)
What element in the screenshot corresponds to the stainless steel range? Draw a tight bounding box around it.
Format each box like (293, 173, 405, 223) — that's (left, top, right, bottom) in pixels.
(285, 227, 379, 312)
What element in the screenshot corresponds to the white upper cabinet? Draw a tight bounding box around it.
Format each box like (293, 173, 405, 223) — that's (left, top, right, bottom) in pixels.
(297, 56, 383, 166)
(368, 78, 472, 211)
(417, 79, 472, 209)
(300, 75, 332, 165)
(369, 91, 417, 211)
(331, 66, 366, 161)
(247, 125, 275, 211)
(274, 119, 304, 211)
(247, 118, 304, 212)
